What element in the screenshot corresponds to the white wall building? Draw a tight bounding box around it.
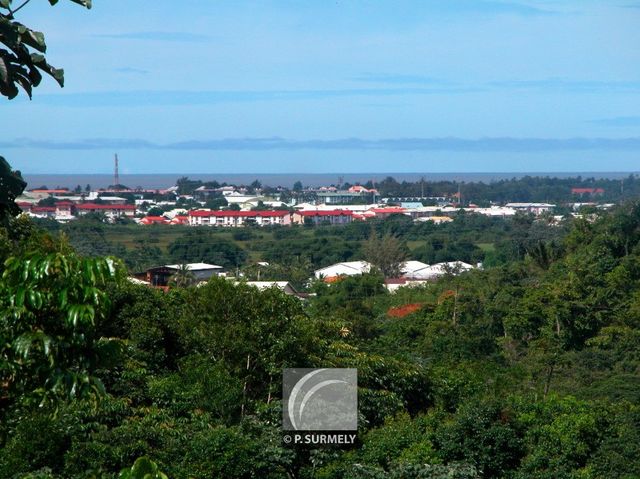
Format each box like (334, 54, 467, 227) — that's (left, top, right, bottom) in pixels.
(314, 261, 372, 279)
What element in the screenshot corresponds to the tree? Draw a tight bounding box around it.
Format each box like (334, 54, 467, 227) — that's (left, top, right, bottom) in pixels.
(0, 156, 26, 225)
(0, 252, 124, 407)
(363, 231, 408, 278)
(169, 263, 196, 288)
(175, 176, 201, 195)
(119, 457, 168, 479)
(1, 0, 91, 222)
(146, 206, 164, 217)
(0, 0, 91, 100)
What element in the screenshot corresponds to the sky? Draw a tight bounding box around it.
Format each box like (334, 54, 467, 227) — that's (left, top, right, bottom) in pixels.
(2, 0, 640, 174)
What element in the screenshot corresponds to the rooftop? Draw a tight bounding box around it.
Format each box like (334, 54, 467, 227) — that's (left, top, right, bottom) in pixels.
(164, 263, 223, 271)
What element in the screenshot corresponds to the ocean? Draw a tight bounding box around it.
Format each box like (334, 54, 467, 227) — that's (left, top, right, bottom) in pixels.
(21, 172, 639, 190)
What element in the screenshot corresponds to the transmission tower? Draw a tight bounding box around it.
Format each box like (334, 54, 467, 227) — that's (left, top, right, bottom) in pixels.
(114, 153, 119, 189)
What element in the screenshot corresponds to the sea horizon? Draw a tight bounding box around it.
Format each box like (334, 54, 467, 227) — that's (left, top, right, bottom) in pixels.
(21, 171, 640, 190)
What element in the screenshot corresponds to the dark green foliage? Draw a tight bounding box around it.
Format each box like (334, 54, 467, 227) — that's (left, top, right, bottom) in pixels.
(119, 457, 167, 479)
(434, 400, 524, 477)
(2, 202, 640, 478)
(0, 0, 91, 100)
(0, 156, 25, 225)
(0, 251, 124, 407)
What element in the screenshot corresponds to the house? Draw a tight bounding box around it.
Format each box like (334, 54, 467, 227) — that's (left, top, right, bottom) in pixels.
(145, 263, 224, 286)
(222, 191, 262, 209)
(415, 216, 454, 224)
(504, 203, 555, 215)
(405, 206, 462, 220)
(28, 188, 70, 195)
(316, 188, 378, 205)
(572, 187, 604, 196)
(28, 206, 56, 218)
(314, 261, 372, 281)
(348, 185, 379, 194)
(96, 196, 128, 205)
(367, 207, 407, 219)
(140, 216, 170, 225)
(292, 209, 353, 226)
(170, 215, 189, 225)
(410, 261, 474, 280)
(470, 206, 517, 218)
(384, 277, 429, 293)
(400, 260, 431, 277)
(54, 201, 76, 222)
(76, 203, 136, 218)
(188, 210, 292, 227)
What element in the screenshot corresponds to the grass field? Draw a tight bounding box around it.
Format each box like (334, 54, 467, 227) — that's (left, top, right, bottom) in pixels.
(476, 242, 496, 252)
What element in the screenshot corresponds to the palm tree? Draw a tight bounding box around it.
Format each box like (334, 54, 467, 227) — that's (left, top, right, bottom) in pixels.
(170, 263, 196, 288)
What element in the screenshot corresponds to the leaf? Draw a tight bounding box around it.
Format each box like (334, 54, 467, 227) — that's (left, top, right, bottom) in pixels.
(0, 53, 18, 99)
(14, 331, 53, 361)
(14, 285, 25, 307)
(59, 288, 68, 308)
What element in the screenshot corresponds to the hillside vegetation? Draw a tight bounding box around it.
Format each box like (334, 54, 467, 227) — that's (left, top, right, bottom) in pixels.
(0, 204, 639, 478)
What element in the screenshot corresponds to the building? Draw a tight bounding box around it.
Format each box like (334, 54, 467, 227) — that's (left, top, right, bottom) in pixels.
(400, 260, 432, 277)
(188, 210, 292, 227)
(367, 207, 407, 219)
(96, 196, 128, 205)
(409, 261, 475, 280)
(76, 203, 136, 218)
(505, 203, 555, 215)
(314, 261, 372, 280)
(28, 206, 56, 219)
(292, 209, 353, 226)
(139, 216, 170, 225)
(405, 206, 462, 220)
(170, 215, 189, 225)
(572, 187, 604, 197)
(144, 263, 224, 286)
(415, 216, 454, 224)
(316, 186, 378, 205)
(384, 278, 430, 293)
(53, 201, 76, 222)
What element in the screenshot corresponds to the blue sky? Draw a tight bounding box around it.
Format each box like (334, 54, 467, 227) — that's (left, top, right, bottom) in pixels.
(3, 0, 640, 174)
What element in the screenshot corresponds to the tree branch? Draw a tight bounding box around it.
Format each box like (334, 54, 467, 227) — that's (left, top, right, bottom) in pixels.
(9, 0, 33, 16)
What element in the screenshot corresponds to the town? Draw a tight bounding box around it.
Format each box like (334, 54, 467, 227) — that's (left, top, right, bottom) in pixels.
(15, 175, 618, 227)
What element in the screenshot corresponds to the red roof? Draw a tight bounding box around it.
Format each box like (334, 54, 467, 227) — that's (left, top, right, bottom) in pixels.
(29, 189, 69, 194)
(188, 210, 289, 218)
(31, 206, 56, 212)
(370, 207, 406, 214)
(572, 188, 604, 194)
(76, 203, 135, 210)
(296, 210, 353, 217)
(141, 216, 169, 224)
(55, 201, 75, 206)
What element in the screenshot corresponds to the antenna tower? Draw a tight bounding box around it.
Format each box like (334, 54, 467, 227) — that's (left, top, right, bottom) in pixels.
(114, 153, 119, 189)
